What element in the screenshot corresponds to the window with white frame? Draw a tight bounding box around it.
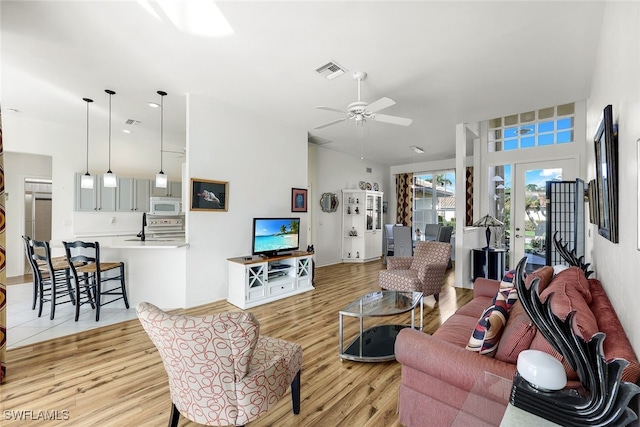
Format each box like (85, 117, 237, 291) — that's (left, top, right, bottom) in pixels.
(487, 102, 575, 152)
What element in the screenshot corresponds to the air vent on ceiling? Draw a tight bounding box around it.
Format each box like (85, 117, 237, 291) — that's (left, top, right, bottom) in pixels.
(315, 61, 347, 80)
(125, 119, 142, 126)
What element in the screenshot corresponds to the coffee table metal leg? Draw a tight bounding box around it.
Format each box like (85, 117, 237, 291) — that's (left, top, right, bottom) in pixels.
(359, 316, 364, 357)
(411, 305, 415, 329)
(339, 313, 344, 356)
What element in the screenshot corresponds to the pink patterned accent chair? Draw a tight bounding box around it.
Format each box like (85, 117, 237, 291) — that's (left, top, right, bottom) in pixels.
(136, 302, 302, 427)
(379, 241, 452, 302)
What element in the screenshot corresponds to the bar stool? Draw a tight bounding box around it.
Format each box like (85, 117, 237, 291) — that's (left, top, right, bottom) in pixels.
(22, 235, 39, 310)
(30, 239, 76, 319)
(63, 240, 129, 321)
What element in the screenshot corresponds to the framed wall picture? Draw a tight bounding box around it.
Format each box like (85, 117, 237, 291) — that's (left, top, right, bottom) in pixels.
(291, 188, 308, 212)
(593, 104, 618, 243)
(191, 178, 228, 211)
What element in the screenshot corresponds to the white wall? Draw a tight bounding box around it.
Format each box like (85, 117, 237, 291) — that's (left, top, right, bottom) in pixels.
(587, 2, 640, 356)
(184, 93, 309, 307)
(311, 144, 390, 267)
(4, 152, 52, 276)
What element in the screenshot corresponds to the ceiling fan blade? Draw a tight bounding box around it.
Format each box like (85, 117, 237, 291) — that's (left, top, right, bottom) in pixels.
(314, 118, 346, 129)
(370, 113, 412, 126)
(366, 97, 396, 113)
(316, 106, 347, 114)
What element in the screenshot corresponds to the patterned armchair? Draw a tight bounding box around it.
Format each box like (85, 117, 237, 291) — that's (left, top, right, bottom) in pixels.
(379, 241, 451, 301)
(136, 303, 302, 427)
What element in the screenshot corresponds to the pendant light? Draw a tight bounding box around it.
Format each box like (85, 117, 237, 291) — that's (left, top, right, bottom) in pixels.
(155, 90, 168, 188)
(81, 97, 95, 189)
(103, 89, 117, 188)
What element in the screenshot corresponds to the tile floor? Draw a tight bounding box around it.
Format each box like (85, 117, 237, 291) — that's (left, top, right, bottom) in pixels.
(6, 281, 137, 349)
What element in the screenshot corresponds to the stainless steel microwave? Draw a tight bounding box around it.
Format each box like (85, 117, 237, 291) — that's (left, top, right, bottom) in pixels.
(149, 197, 182, 215)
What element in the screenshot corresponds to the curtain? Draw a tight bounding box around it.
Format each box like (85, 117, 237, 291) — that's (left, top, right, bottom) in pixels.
(466, 166, 474, 226)
(0, 108, 6, 382)
(396, 173, 413, 226)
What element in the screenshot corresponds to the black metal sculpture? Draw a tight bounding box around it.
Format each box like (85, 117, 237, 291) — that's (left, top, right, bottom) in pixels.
(552, 231, 594, 278)
(511, 257, 640, 426)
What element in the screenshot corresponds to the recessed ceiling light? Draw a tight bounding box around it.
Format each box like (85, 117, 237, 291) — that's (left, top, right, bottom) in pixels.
(122, 129, 132, 134)
(148, 102, 160, 108)
(6, 108, 19, 113)
(410, 146, 424, 154)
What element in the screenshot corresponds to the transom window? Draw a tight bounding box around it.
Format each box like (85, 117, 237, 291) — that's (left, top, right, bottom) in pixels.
(487, 103, 575, 152)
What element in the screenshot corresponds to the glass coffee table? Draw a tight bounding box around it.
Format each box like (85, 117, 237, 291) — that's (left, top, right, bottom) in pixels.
(339, 290, 423, 362)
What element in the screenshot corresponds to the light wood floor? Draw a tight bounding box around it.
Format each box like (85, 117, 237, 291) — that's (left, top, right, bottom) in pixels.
(1, 260, 472, 426)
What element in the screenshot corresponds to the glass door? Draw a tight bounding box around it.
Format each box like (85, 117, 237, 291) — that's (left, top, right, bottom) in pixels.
(511, 160, 575, 272)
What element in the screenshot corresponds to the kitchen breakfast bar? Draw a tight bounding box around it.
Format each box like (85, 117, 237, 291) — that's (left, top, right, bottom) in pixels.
(53, 236, 189, 309)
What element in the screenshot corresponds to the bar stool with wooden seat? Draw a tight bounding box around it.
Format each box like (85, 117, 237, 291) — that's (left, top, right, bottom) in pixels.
(30, 239, 77, 319)
(63, 240, 129, 321)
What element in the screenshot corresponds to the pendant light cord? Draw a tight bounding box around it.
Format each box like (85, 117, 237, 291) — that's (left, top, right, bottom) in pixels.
(83, 98, 93, 173)
(105, 89, 116, 173)
(157, 91, 167, 174)
(160, 94, 164, 172)
(108, 92, 112, 172)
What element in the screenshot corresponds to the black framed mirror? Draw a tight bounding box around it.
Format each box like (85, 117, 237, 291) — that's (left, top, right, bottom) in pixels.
(594, 104, 618, 243)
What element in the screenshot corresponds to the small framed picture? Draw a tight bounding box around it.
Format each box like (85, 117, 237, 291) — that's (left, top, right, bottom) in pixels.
(191, 178, 228, 211)
(291, 188, 308, 212)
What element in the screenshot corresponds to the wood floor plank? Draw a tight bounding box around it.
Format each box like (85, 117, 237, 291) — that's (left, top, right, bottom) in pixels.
(1, 260, 472, 426)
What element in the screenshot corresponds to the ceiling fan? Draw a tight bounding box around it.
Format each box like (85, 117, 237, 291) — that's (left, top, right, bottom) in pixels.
(314, 71, 412, 130)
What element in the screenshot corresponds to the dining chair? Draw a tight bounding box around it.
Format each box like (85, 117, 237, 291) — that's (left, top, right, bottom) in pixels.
(384, 224, 395, 256)
(63, 240, 129, 321)
(423, 224, 442, 241)
(437, 226, 453, 243)
(437, 226, 454, 269)
(30, 239, 76, 319)
(393, 226, 413, 257)
(137, 302, 302, 427)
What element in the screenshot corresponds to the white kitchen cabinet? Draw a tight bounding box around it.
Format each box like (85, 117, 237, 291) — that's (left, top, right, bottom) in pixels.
(227, 252, 314, 309)
(151, 180, 182, 198)
(74, 173, 117, 212)
(341, 189, 383, 262)
(117, 177, 151, 212)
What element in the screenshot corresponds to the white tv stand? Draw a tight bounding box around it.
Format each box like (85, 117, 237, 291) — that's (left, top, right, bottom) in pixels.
(227, 251, 314, 309)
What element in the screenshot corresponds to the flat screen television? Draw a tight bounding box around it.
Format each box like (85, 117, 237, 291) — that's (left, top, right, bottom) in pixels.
(252, 217, 300, 257)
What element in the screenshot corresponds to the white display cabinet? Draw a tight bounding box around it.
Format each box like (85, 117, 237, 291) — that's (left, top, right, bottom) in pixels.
(227, 252, 314, 309)
(341, 189, 383, 262)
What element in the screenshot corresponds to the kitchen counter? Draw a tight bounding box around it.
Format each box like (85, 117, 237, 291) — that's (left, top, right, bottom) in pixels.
(52, 235, 189, 309)
(67, 235, 188, 249)
(95, 237, 188, 249)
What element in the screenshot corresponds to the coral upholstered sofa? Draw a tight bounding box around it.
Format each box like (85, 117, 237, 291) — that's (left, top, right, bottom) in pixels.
(394, 266, 640, 427)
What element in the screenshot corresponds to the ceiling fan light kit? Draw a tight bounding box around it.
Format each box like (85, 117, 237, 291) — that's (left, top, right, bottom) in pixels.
(314, 70, 413, 131)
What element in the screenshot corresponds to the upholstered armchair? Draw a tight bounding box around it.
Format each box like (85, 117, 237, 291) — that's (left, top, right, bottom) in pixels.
(379, 241, 451, 301)
(136, 302, 302, 427)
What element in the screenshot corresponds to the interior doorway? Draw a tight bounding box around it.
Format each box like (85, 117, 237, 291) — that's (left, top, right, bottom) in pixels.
(23, 179, 53, 273)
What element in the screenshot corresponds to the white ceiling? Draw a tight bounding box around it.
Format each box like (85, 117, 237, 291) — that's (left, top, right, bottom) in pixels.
(1, 1, 605, 166)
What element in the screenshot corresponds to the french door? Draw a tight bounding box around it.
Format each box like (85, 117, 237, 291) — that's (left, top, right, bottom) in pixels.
(511, 159, 575, 272)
